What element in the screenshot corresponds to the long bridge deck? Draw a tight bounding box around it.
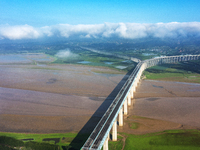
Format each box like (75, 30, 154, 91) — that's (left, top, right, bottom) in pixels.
(82, 62, 143, 149)
(81, 54, 200, 150)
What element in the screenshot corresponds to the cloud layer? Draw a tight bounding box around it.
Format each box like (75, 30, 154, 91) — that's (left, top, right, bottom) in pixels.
(55, 49, 78, 58)
(1, 22, 200, 40)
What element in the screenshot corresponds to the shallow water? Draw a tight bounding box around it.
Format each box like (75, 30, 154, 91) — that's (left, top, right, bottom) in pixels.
(0, 55, 31, 63)
(115, 66, 127, 69)
(0, 54, 53, 64)
(142, 53, 156, 56)
(77, 61, 91, 64)
(104, 62, 113, 65)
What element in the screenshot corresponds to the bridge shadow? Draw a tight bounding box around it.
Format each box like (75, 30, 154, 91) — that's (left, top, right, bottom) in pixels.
(64, 68, 135, 150)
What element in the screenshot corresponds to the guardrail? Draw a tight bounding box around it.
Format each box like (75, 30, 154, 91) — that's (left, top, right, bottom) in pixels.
(81, 54, 200, 150)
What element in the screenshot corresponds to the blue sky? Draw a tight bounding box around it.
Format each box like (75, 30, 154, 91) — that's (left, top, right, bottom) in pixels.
(1, 0, 200, 26)
(0, 0, 200, 40)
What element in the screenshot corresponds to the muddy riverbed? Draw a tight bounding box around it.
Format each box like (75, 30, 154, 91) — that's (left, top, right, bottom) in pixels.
(0, 64, 200, 133)
(0, 64, 127, 133)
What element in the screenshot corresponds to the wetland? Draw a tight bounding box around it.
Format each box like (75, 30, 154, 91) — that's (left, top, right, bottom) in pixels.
(1, 51, 200, 149)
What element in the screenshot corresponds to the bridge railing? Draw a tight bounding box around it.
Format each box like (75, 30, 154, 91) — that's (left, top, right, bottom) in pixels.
(144, 55, 200, 68)
(81, 54, 200, 150)
(81, 62, 143, 150)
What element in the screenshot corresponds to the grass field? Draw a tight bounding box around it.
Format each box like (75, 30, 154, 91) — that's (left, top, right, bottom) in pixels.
(122, 130, 200, 150)
(1, 53, 200, 149)
(143, 61, 200, 83)
(108, 135, 124, 150)
(52, 50, 136, 72)
(102, 130, 200, 150)
(1, 129, 200, 150)
(0, 132, 89, 150)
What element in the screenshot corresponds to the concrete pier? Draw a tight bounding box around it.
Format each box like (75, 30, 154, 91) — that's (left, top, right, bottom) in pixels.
(133, 83, 136, 92)
(103, 136, 109, 150)
(119, 107, 123, 126)
(124, 98, 128, 115)
(128, 92, 131, 106)
(112, 119, 117, 141)
(81, 55, 200, 150)
(131, 87, 134, 98)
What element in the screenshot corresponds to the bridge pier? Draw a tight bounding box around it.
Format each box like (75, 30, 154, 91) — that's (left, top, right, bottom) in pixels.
(112, 119, 117, 141)
(127, 92, 131, 106)
(124, 98, 128, 115)
(119, 107, 123, 126)
(131, 87, 134, 98)
(103, 134, 109, 150)
(81, 55, 200, 150)
(132, 83, 136, 92)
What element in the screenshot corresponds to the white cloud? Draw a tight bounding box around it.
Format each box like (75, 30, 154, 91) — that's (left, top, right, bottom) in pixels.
(148, 22, 200, 38)
(55, 49, 78, 58)
(0, 24, 42, 40)
(1, 22, 200, 40)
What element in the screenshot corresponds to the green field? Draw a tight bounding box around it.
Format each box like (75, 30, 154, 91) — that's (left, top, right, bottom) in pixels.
(50, 48, 137, 72)
(1, 50, 200, 149)
(107, 130, 200, 150)
(1, 129, 200, 150)
(0, 132, 89, 150)
(123, 130, 200, 150)
(143, 61, 200, 83)
(108, 135, 124, 150)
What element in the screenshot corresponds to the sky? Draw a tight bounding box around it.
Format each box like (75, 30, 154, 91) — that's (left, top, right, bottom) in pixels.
(0, 0, 200, 40)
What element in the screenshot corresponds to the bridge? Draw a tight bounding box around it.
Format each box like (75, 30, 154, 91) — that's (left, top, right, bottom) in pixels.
(80, 46, 141, 63)
(81, 54, 200, 150)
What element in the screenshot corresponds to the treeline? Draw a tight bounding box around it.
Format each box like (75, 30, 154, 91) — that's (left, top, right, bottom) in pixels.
(0, 136, 59, 150)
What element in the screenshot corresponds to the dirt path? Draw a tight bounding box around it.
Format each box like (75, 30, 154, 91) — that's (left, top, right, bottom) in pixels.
(117, 133, 126, 150)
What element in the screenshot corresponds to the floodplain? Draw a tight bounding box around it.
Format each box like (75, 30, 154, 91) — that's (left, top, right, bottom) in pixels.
(1, 52, 200, 149)
(0, 52, 130, 149)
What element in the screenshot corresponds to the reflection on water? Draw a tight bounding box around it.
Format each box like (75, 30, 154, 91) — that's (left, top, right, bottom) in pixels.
(142, 53, 156, 56)
(36, 64, 47, 66)
(115, 66, 127, 69)
(0, 55, 31, 63)
(148, 80, 200, 86)
(152, 85, 163, 88)
(92, 72, 124, 78)
(31, 58, 51, 61)
(0, 54, 53, 64)
(104, 62, 113, 65)
(174, 81, 200, 86)
(77, 61, 91, 64)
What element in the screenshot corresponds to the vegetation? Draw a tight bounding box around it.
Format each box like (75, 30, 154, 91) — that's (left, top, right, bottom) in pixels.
(1, 129, 200, 150)
(52, 49, 136, 72)
(122, 130, 200, 150)
(129, 122, 139, 129)
(0, 39, 200, 149)
(87, 37, 200, 60)
(0, 132, 89, 150)
(143, 60, 200, 83)
(108, 135, 123, 150)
